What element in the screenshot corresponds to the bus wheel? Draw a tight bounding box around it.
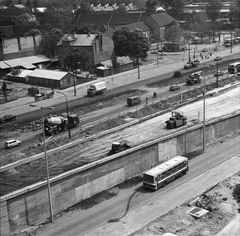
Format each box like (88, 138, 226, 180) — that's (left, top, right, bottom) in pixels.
(162, 182, 167, 187)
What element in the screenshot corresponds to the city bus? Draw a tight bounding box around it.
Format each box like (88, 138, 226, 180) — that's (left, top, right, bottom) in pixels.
(228, 62, 240, 74)
(143, 156, 189, 190)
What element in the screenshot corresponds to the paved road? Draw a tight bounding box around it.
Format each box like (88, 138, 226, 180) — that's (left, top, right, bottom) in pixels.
(0, 66, 230, 155)
(36, 136, 240, 236)
(1, 43, 239, 125)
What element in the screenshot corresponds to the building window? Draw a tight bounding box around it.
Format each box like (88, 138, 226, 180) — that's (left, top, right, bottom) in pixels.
(67, 78, 71, 84)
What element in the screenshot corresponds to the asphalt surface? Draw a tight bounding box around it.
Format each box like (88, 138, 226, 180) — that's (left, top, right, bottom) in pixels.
(1, 42, 240, 127)
(36, 136, 240, 236)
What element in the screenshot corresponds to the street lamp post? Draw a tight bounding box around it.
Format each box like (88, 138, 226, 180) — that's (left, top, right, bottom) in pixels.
(188, 42, 191, 62)
(73, 70, 76, 96)
(203, 64, 206, 152)
(57, 91, 71, 139)
(214, 56, 222, 88)
(29, 104, 54, 223)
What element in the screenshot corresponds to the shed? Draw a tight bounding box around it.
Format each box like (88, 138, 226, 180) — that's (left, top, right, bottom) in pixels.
(96, 57, 133, 77)
(27, 69, 74, 89)
(6, 69, 33, 83)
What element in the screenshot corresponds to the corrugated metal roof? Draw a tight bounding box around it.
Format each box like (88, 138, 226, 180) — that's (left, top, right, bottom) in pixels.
(28, 69, 68, 81)
(149, 13, 177, 28)
(7, 69, 33, 78)
(0, 55, 50, 69)
(0, 61, 10, 69)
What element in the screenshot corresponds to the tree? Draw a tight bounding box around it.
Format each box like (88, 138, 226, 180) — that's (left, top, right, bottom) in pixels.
(164, 25, 183, 45)
(71, 23, 95, 34)
(79, 2, 93, 14)
(233, 184, 240, 204)
(159, 0, 186, 20)
(206, 0, 223, 22)
(2, 80, 7, 101)
(145, 0, 157, 14)
(117, 3, 127, 13)
(112, 28, 149, 65)
(39, 28, 63, 58)
(229, 0, 240, 24)
(63, 48, 92, 72)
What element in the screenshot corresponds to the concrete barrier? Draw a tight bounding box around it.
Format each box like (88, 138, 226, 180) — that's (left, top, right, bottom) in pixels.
(0, 112, 240, 235)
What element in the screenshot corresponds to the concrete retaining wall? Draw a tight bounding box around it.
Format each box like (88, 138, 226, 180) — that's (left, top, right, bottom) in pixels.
(1, 112, 240, 235)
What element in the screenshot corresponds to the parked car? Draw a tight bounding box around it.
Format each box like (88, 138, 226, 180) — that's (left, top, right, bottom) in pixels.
(214, 71, 224, 76)
(214, 56, 222, 61)
(0, 114, 17, 123)
(202, 48, 208, 52)
(4, 139, 21, 148)
(169, 84, 180, 91)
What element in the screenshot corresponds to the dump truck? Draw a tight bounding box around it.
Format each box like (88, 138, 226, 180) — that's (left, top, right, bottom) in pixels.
(165, 111, 187, 129)
(87, 81, 106, 97)
(44, 114, 79, 135)
(107, 141, 131, 155)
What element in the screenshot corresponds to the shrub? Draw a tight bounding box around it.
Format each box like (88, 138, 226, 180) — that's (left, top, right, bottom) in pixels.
(173, 71, 182, 78)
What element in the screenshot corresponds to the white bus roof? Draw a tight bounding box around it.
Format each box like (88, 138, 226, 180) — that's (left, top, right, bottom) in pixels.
(229, 62, 240, 65)
(144, 156, 188, 177)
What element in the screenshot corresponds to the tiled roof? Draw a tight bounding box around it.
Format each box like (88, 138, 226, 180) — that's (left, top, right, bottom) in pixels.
(115, 22, 150, 32)
(149, 13, 177, 27)
(28, 69, 68, 81)
(77, 14, 112, 25)
(76, 13, 148, 27)
(110, 13, 148, 26)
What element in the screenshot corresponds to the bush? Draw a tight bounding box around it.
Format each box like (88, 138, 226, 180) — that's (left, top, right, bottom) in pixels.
(173, 71, 182, 78)
(233, 184, 240, 204)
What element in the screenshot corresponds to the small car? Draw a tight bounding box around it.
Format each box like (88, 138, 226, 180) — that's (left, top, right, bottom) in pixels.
(169, 84, 180, 91)
(4, 139, 21, 148)
(214, 56, 222, 61)
(202, 48, 208, 52)
(214, 71, 224, 76)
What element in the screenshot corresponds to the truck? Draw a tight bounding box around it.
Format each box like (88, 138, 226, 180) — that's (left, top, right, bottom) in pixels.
(184, 61, 198, 69)
(186, 71, 202, 85)
(87, 82, 106, 97)
(107, 141, 131, 155)
(165, 111, 187, 129)
(44, 114, 79, 136)
(35, 89, 54, 102)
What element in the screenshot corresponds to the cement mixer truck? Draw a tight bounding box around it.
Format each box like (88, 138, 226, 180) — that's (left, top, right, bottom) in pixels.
(44, 114, 79, 136)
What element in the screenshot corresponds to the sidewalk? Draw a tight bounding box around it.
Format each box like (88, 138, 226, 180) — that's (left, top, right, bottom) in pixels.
(1, 43, 240, 117)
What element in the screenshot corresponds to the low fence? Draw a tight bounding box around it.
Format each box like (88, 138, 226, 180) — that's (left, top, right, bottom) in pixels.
(0, 111, 240, 236)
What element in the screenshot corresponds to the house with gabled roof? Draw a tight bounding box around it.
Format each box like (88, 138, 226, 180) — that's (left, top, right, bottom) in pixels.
(145, 12, 178, 38)
(57, 33, 114, 69)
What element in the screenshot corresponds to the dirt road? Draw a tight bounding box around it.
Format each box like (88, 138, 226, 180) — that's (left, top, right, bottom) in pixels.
(51, 85, 240, 165)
